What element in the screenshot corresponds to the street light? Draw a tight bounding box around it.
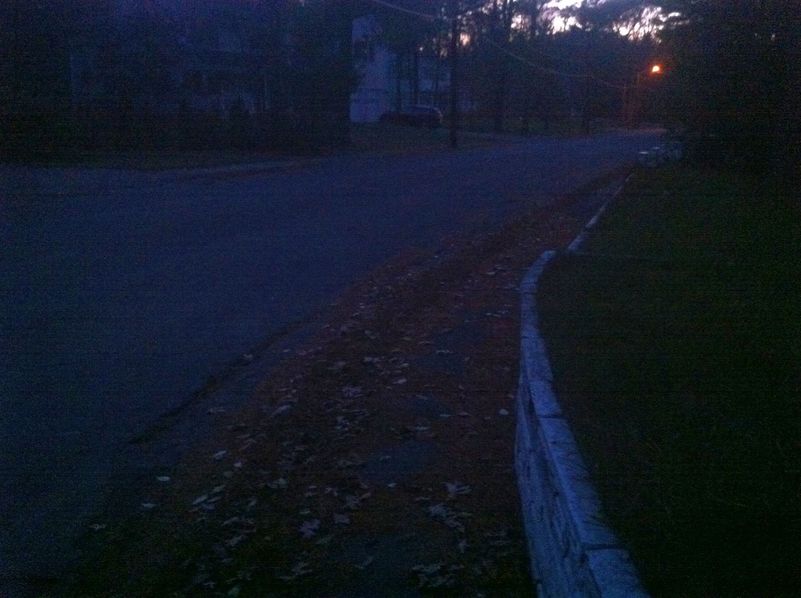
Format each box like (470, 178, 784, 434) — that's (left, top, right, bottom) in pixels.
(622, 63, 664, 127)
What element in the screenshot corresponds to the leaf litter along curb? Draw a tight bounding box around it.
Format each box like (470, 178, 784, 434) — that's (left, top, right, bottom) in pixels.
(65, 175, 617, 596)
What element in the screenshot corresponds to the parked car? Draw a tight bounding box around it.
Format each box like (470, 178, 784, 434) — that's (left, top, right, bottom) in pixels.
(380, 105, 443, 128)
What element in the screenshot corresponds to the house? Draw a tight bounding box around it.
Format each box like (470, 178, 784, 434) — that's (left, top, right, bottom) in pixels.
(350, 15, 451, 123)
(350, 16, 394, 123)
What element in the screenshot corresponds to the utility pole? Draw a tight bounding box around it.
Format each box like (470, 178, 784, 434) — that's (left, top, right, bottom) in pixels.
(582, 28, 591, 135)
(326, 0, 353, 146)
(11, 0, 20, 110)
(448, 0, 459, 149)
(621, 83, 629, 127)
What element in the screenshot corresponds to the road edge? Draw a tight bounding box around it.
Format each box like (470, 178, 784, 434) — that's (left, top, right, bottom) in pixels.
(515, 175, 649, 597)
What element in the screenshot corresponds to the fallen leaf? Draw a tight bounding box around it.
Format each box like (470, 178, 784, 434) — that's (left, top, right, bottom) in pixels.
(426, 574, 456, 588)
(299, 519, 320, 538)
(355, 556, 374, 570)
(428, 504, 449, 518)
(212, 450, 228, 461)
(342, 385, 363, 398)
(412, 563, 442, 575)
(278, 561, 312, 581)
(498, 408, 510, 416)
(192, 494, 209, 506)
(156, 476, 171, 483)
(427, 503, 466, 532)
(445, 482, 471, 498)
(334, 513, 350, 525)
(344, 495, 361, 510)
(272, 404, 293, 417)
(226, 535, 244, 548)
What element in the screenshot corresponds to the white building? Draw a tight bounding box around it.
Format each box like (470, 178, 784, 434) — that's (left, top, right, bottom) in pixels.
(350, 15, 451, 123)
(350, 16, 394, 123)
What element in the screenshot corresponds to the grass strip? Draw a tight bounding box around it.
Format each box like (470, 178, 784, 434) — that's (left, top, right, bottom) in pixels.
(15, 123, 516, 171)
(537, 166, 801, 596)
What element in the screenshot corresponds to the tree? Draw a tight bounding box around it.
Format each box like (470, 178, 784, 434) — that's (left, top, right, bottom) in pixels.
(657, 0, 801, 182)
(0, 0, 75, 155)
(368, 0, 446, 110)
(284, 0, 356, 147)
(505, 0, 564, 133)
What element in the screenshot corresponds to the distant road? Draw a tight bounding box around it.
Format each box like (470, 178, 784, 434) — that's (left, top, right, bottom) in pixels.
(0, 130, 660, 592)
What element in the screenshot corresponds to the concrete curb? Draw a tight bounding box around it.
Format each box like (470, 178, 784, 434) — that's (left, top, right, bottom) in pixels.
(515, 175, 649, 597)
(566, 174, 631, 253)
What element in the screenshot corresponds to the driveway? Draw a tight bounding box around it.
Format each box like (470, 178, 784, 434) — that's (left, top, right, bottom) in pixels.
(0, 130, 660, 591)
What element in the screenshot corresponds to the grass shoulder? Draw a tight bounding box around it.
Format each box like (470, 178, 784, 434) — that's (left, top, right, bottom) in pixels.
(537, 165, 801, 596)
(6, 123, 520, 171)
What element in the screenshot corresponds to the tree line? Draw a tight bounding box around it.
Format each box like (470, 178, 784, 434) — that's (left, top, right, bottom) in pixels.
(657, 0, 801, 184)
(369, 0, 661, 133)
(1, 0, 799, 184)
(0, 0, 355, 156)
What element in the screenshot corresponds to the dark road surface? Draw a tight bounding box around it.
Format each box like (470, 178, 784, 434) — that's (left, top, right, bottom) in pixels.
(0, 131, 659, 590)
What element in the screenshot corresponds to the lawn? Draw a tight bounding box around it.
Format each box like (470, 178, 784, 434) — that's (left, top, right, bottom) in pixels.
(38, 148, 295, 170)
(537, 166, 801, 596)
(457, 114, 613, 136)
(14, 122, 515, 171)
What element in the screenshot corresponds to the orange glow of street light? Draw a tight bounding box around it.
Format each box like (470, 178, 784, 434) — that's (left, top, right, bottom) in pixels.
(650, 64, 663, 75)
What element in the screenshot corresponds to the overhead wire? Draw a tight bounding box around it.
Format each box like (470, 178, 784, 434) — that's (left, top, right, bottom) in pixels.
(484, 37, 585, 79)
(361, 0, 442, 21)
(360, 0, 492, 21)
(361, 0, 629, 89)
(485, 36, 628, 89)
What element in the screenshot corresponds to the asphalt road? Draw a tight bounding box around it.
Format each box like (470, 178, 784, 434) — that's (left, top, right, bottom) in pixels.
(0, 130, 659, 590)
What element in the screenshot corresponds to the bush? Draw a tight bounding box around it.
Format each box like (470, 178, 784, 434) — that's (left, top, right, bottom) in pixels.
(0, 107, 352, 159)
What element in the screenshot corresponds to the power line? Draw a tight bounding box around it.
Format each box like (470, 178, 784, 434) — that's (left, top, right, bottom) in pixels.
(361, 0, 441, 21)
(484, 37, 627, 89)
(521, 40, 586, 66)
(591, 73, 627, 90)
(362, 0, 629, 89)
(484, 37, 585, 79)
(360, 0, 490, 22)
